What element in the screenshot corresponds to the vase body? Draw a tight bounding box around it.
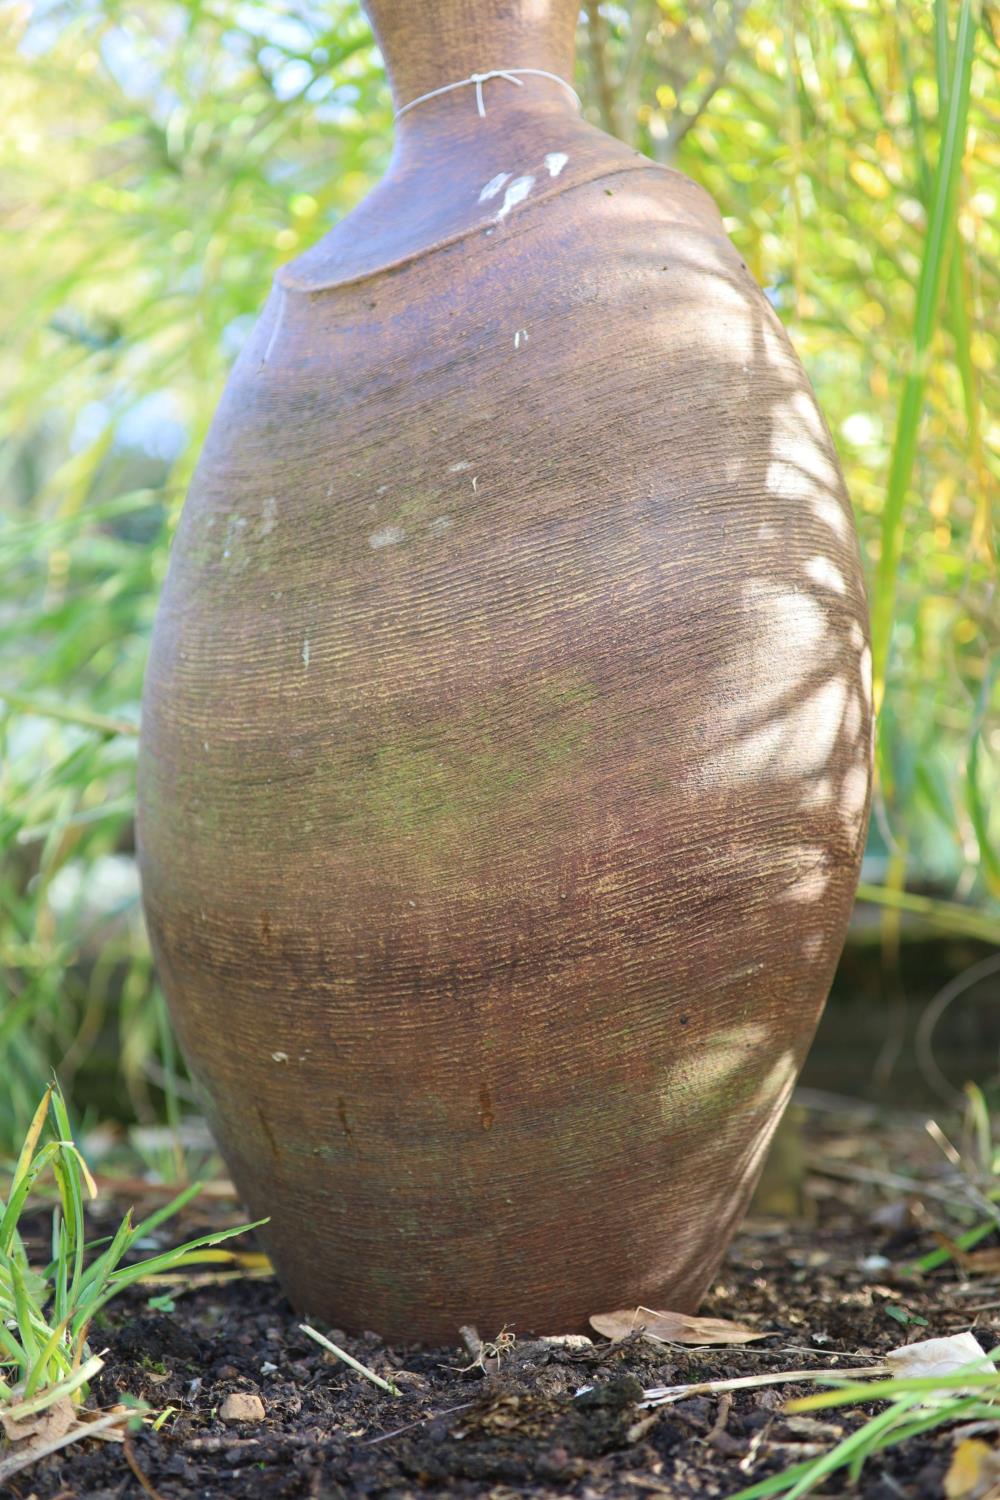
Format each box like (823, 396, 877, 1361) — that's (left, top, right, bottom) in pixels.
(137, 10, 872, 1342)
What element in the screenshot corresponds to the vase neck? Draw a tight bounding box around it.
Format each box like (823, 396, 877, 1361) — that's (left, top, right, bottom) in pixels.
(364, 0, 579, 129)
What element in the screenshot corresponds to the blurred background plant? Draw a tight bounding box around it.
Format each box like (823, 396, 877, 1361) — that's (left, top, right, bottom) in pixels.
(1, 0, 997, 1154)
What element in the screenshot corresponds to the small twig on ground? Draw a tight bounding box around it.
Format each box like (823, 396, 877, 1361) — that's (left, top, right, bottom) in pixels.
(135, 1266, 274, 1299)
(804, 1154, 974, 1207)
(707, 1391, 733, 1444)
(124, 1433, 168, 1500)
(299, 1325, 398, 1396)
(364, 1402, 476, 1446)
(926, 1120, 1000, 1231)
(738, 1421, 771, 1475)
(636, 1363, 890, 1408)
(459, 1325, 481, 1360)
(450, 1324, 516, 1375)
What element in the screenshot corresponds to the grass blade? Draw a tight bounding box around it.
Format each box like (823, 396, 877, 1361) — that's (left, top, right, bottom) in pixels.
(22, 1316, 72, 1400)
(1, 1353, 106, 1422)
(905, 1216, 997, 1274)
(870, 0, 980, 706)
(7, 1087, 53, 1202)
(854, 883, 1000, 944)
(0, 692, 138, 738)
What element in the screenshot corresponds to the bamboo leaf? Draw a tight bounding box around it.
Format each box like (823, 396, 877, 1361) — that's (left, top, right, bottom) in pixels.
(870, 0, 981, 705)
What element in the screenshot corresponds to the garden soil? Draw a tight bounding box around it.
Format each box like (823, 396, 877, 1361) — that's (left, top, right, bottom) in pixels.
(7, 1101, 998, 1499)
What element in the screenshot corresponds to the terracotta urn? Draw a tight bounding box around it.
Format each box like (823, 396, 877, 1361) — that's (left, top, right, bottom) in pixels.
(137, 0, 873, 1342)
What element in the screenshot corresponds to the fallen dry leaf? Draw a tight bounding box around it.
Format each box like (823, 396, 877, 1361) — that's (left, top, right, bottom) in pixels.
(0, 1395, 75, 1448)
(945, 1438, 1000, 1500)
(885, 1332, 993, 1381)
(959, 1249, 1000, 1275)
(934, 1233, 1000, 1276)
(0, 1408, 132, 1485)
(590, 1306, 770, 1346)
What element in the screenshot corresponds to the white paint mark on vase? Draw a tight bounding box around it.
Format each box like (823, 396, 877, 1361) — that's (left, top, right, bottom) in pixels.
(514, 328, 529, 349)
(544, 151, 568, 178)
(271, 1051, 289, 1063)
(301, 638, 311, 667)
(258, 496, 278, 536)
(222, 514, 247, 560)
(802, 931, 825, 961)
(260, 288, 286, 367)
(449, 460, 472, 473)
(479, 172, 512, 203)
(495, 175, 534, 221)
(369, 525, 405, 549)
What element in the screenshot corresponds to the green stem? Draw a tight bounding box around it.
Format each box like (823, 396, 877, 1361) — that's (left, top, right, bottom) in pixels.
(0, 692, 138, 737)
(870, 0, 980, 704)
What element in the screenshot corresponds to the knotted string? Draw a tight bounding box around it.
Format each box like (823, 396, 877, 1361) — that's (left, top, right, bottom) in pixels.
(394, 67, 581, 122)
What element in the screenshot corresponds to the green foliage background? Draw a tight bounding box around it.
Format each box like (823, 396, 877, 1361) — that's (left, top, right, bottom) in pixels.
(1, 0, 997, 1149)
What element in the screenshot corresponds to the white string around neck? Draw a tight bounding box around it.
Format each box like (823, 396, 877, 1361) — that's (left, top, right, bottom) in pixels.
(394, 68, 581, 122)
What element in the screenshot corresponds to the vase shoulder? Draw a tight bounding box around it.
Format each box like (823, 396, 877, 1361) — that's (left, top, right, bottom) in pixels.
(277, 115, 720, 295)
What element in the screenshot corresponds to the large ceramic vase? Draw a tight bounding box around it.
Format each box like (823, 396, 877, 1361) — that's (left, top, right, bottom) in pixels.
(137, 0, 873, 1342)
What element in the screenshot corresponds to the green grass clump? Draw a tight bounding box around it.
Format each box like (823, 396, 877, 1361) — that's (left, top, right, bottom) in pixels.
(0, 1082, 261, 1424)
(729, 1352, 1000, 1500)
(731, 1083, 1000, 1499)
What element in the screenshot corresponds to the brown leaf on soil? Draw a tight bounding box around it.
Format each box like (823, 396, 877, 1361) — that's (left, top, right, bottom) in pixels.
(945, 1438, 1000, 1500)
(589, 1306, 770, 1346)
(934, 1232, 1000, 1275)
(957, 1248, 1000, 1274)
(0, 1407, 132, 1486)
(0, 1395, 75, 1447)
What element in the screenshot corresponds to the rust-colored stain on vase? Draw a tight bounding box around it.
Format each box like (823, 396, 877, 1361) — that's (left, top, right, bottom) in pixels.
(137, 0, 873, 1342)
(479, 1082, 495, 1132)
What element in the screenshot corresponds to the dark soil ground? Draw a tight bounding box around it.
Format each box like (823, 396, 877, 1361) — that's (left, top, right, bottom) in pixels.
(6, 1096, 999, 1500)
